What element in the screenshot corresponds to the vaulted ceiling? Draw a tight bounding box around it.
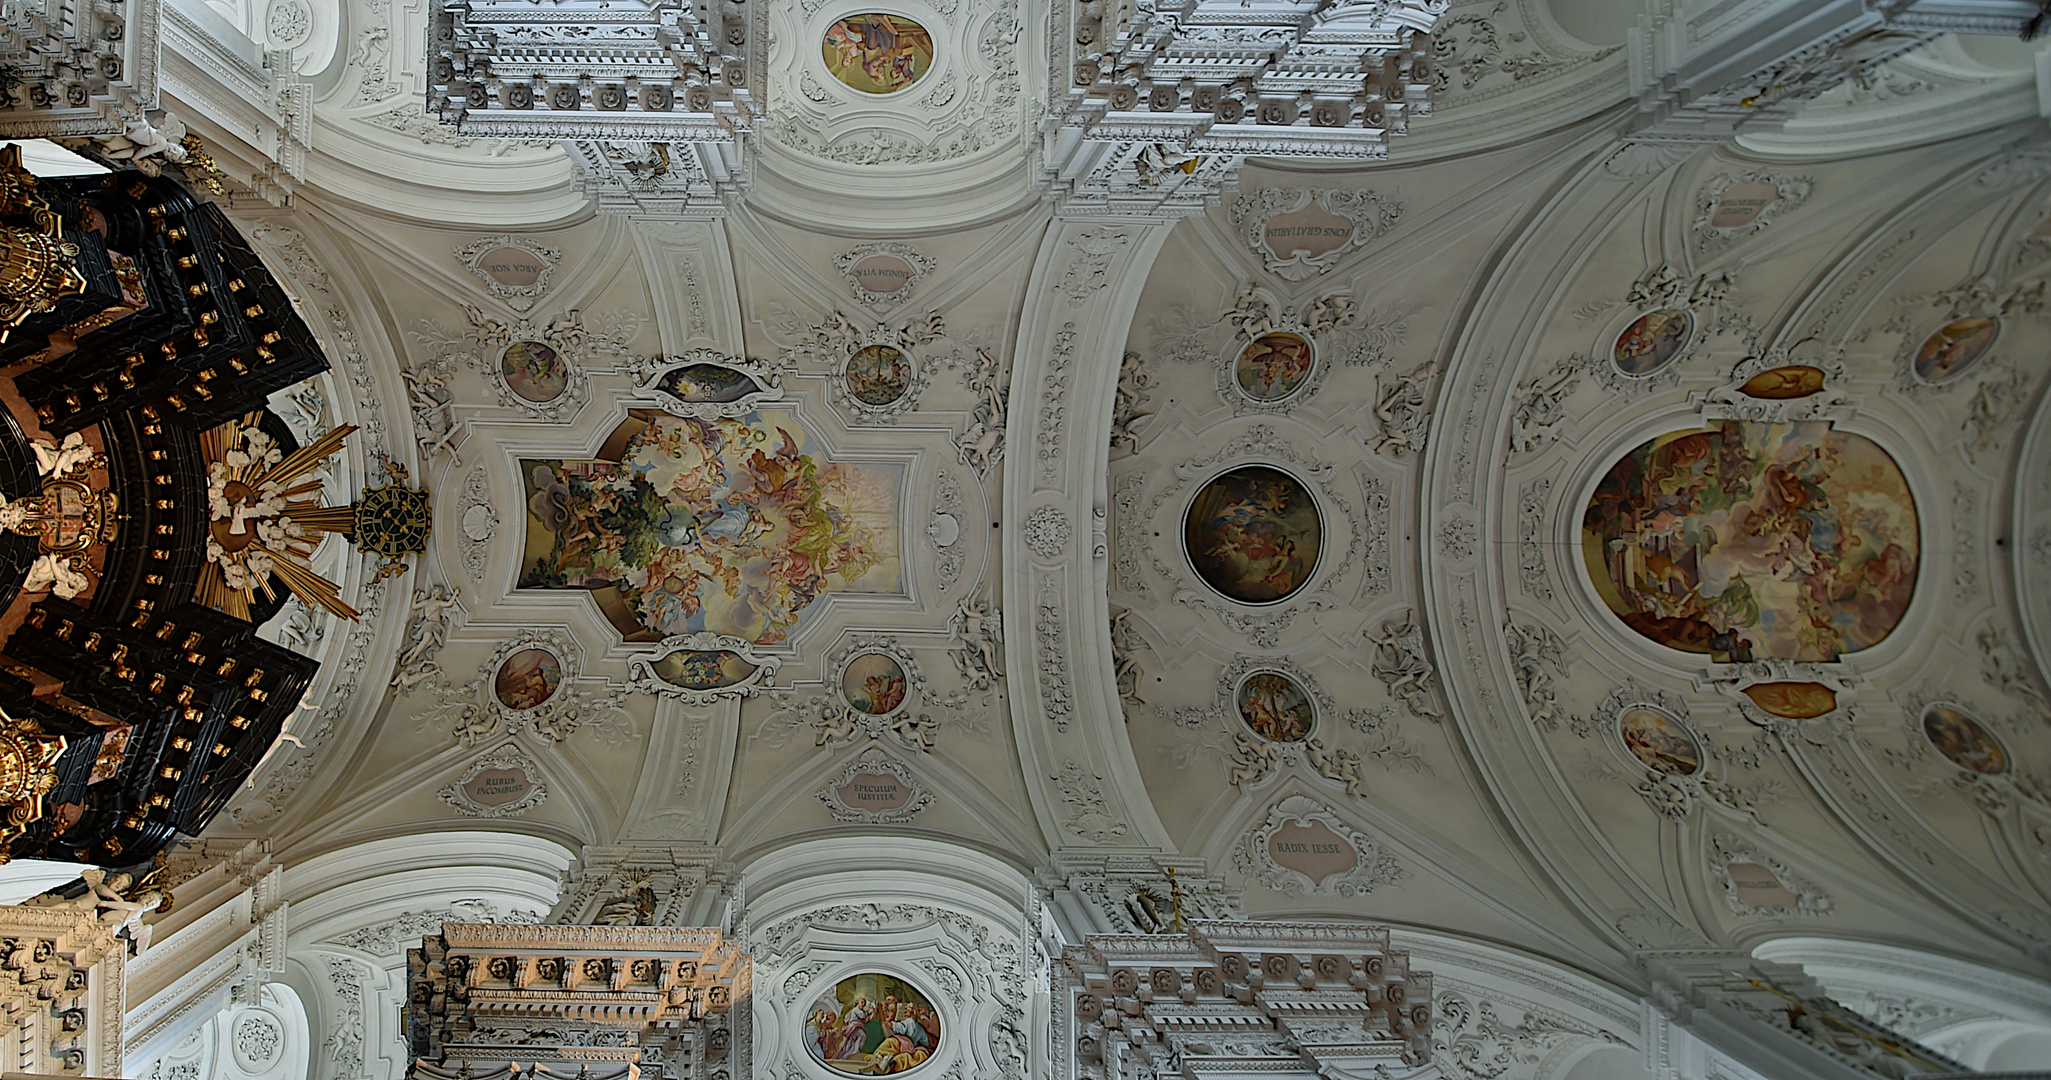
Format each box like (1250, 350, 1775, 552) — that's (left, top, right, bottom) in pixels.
(174, 0, 2051, 998)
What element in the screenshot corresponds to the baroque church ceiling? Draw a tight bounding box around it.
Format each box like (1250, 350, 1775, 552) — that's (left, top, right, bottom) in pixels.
(13, 0, 2051, 1074)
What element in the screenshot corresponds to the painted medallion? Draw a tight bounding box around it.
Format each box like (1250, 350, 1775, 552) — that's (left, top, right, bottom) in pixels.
(846, 344, 913, 406)
(1922, 703, 2007, 775)
(821, 15, 934, 95)
(1235, 333, 1314, 402)
(1738, 366, 1825, 400)
(1618, 706, 1701, 776)
(519, 411, 902, 644)
(1183, 465, 1322, 605)
(656, 364, 762, 404)
(842, 652, 909, 716)
(650, 648, 757, 691)
(1582, 421, 1918, 662)
(494, 648, 563, 710)
(502, 341, 569, 403)
(1236, 670, 1314, 743)
(804, 972, 941, 1075)
(1912, 316, 1998, 384)
(1612, 309, 1693, 376)
(1741, 681, 1836, 719)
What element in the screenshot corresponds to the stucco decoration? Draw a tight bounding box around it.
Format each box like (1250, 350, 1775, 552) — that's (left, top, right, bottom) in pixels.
(1236, 794, 1405, 896)
(626, 632, 781, 703)
(624, 349, 788, 418)
(758, 636, 963, 752)
(1709, 832, 1833, 918)
(437, 742, 549, 819)
(835, 242, 935, 309)
(816, 746, 935, 823)
(454, 236, 561, 312)
(1230, 189, 1405, 281)
(1693, 172, 1814, 253)
(1209, 285, 1358, 411)
(415, 629, 636, 747)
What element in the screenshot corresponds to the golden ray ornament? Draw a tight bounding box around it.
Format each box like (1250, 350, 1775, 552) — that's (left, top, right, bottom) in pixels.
(0, 713, 65, 863)
(197, 413, 361, 620)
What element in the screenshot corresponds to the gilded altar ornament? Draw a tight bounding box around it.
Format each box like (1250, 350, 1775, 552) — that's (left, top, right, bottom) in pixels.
(0, 713, 66, 863)
(0, 432, 119, 599)
(0, 144, 88, 343)
(197, 413, 363, 620)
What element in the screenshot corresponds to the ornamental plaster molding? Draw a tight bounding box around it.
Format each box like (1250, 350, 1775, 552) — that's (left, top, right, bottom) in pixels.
(1692, 172, 1814, 253)
(414, 628, 637, 748)
(930, 470, 968, 591)
(1879, 686, 2050, 822)
(1515, 477, 1553, 601)
(1229, 189, 1404, 281)
(1504, 618, 1570, 731)
(455, 463, 496, 585)
(1054, 761, 1131, 843)
(1432, 985, 1615, 1080)
(453, 236, 561, 312)
(436, 742, 551, 819)
(624, 633, 782, 704)
(1209, 285, 1354, 412)
(622, 349, 787, 418)
(758, 635, 964, 752)
(409, 305, 642, 424)
(1694, 346, 1859, 424)
(1708, 832, 1833, 918)
(1235, 794, 1405, 896)
(834, 243, 936, 310)
(815, 747, 936, 824)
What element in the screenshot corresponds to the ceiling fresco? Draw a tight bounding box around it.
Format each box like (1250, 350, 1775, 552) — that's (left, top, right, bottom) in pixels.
(20, 0, 2051, 1076)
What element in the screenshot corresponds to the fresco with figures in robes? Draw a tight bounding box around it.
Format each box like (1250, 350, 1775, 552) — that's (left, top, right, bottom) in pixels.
(520, 410, 901, 644)
(1582, 421, 1917, 663)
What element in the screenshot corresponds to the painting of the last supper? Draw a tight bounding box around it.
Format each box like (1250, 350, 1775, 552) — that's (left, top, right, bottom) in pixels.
(804, 972, 941, 1075)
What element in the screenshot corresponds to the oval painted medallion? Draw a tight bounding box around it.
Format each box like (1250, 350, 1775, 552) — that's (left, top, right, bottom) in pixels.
(1912, 316, 1998, 384)
(822, 14, 934, 95)
(650, 648, 757, 691)
(1184, 465, 1322, 605)
(1582, 421, 1917, 662)
(804, 971, 941, 1075)
(1618, 706, 1701, 776)
(1612, 309, 1692, 376)
(493, 648, 563, 710)
(1922, 703, 2007, 775)
(842, 652, 909, 716)
(1236, 670, 1314, 743)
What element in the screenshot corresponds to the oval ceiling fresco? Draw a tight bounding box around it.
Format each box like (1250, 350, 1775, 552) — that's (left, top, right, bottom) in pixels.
(1912, 316, 1997, 384)
(1618, 705, 1701, 776)
(1612, 309, 1692, 376)
(1922, 703, 2008, 775)
(804, 971, 940, 1074)
(1582, 421, 1918, 662)
(1183, 465, 1322, 605)
(1236, 670, 1314, 742)
(821, 14, 934, 95)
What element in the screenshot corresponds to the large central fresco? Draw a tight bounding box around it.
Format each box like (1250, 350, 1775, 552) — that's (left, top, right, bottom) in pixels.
(521, 410, 902, 644)
(1582, 420, 1918, 662)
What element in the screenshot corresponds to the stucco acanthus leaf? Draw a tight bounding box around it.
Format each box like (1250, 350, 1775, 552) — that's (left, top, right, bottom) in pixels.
(1058, 229, 1133, 306)
(1434, 988, 1610, 1080)
(1149, 304, 1231, 367)
(1516, 477, 1552, 600)
(1035, 582, 1076, 733)
(1366, 609, 1443, 720)
(1054, 761, 1131, 842)
(1976, 623, 2050, 716)
(1433, 0, 1619, 102)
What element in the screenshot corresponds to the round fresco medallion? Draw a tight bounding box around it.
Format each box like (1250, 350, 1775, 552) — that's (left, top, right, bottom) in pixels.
(1235, 670, 1314, 743)
(1183, 465, 1323, 605)
(1612, 309, 1693, 376)
(804, 971, 941, 1075)
(1912, 316, 1998, 384)
(821, 14, 934, 95)
(650, 649, 757, 691)
(501, 341, 569, 403)
(842, 652, 909, 716)
(1922, 703, 2008, 775)
(846, 344, 913, 406)
(1618, 706, 1702, 776)
(1235, 332, 1314, 402)
(1738, 365, 1825, 400)
(494, 648, 563, 710)
(1582, 421, 1918, 662)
